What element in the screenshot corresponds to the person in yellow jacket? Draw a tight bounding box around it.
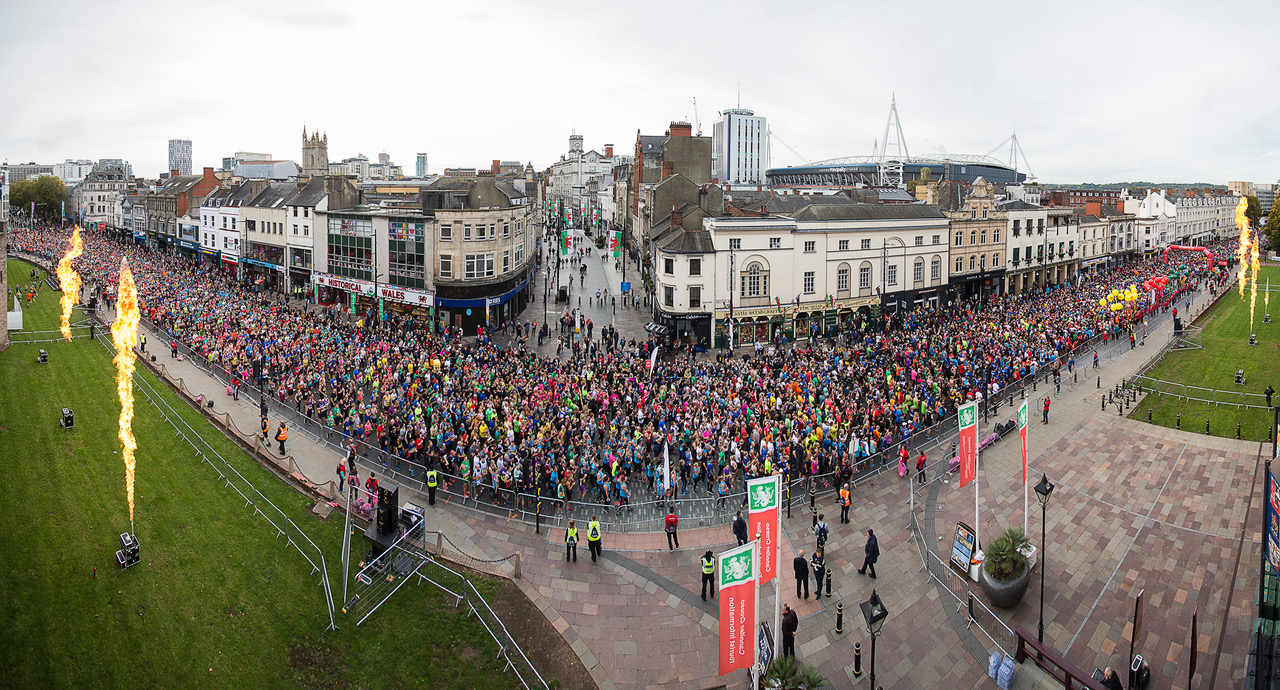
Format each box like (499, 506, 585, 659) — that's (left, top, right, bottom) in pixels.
(839, 483, 851, 524)
(275, 422, 288, 454)
(425, 467, 438, 506)
(565, 521, 578, 562)
(586, 515, 603, 563)
(700, 550, 716, 601)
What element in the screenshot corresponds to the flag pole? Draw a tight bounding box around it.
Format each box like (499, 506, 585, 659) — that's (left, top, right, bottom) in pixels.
(773, 475, 781, 667)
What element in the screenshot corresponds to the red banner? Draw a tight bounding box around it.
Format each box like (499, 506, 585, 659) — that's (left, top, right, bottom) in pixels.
(718, 542, 757, 676)
(958, 401, 978, 488)
(747, 476, 780, 584)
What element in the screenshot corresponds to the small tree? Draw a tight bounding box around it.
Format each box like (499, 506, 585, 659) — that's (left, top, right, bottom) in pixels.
(1246, 195, 1263, 229)
(1266, 207, 1280, 251)
(764, 655, 829, 689)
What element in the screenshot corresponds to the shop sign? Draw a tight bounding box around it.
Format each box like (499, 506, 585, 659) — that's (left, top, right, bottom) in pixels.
(377, 284, 435, 307)
(315, 273, 374, 296)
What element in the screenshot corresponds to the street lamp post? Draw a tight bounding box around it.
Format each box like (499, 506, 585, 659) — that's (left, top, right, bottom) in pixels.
(860, 589, 888, 690)
(1034, 473, 1056, 650)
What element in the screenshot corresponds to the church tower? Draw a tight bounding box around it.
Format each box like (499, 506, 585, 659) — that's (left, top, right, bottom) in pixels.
(302, 126, 329, 179)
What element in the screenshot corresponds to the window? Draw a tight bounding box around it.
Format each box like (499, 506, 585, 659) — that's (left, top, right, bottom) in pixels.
(979, 255, 986, 270)
(515, 244, 524, 265)
(729, 238, 741, 251)
(956, 256, 964, 273)
(969, 256, 976, 270)
(689, 286, 701, 308)
(970, 230, 977, 245)
(463, 224, 472, 241)
(1013, 247, 1020, 263)
(982, 209, 989, 219)
(689, 258, 701, 276)
(932, 235, 941, 245)
(489, 223, 497, 239)
(839, 240, 849, 251)
(304, 208, 309, 218)
(859, 266, 871, 288)
(293, 207, 298, 217)
(931, 257, 941, 280)
(503, 250, 511, 273)
(439, 255, 452, 278)
(664, 286, 674, 307)
(803, 271, 815, 294)
(465, 253, 495, 279)
(913, 259, 924, 283)
(304, 225, 310, 237)
(993, 229, 999, 242)
(292, 224, 298, 235)
(1012, 220, 1020, 236)
(740, 262, 768, 298)
(222, 217, 227, 229)
(914, 236, 923, 246)
(980, 230, 986, 244)
(861, 239, 871, 250)
(664, 258, 675, 275)
(955, 231, 963, 247)
(992, 253, 999, 267)
(769, 237, 781, 249)
(503, 222, 510, 238)
(804, 241, 816, 253)
(837, 267, 849, 291)
(440, 224, 453, 242)
(887, 265, 898, 285)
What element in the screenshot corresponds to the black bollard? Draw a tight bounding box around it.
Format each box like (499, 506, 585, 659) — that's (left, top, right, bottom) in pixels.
(1205, 419, 1210, 435)
(1102, 396, 1107, 412)
(1033, 378, 1037, 392)
(1177, 413, 1181, 430)
(1237, 422, 1241, 440)
(826, 568, 832, 598)
(1148, 409, 1153, 424)
(1098, 376, 1101, 389)
(535, 493, 541, 535)
(854, 642, 863, 677)
(836, 602, 844, 634)
(811, 504, 817, 529)
(1074, 371, 1077, 384)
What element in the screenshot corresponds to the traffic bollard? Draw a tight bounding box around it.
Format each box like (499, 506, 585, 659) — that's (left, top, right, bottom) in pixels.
(1206, 419, 1210, 435)
(811, 504, 817, 529)
(1237, 422, 1241, 440)
(836, 602, 844, 634)
(1148, 409, 1153, 424)
(1098, 376, 1101, 389)
(1176, 413, 1181, 430)
(1102, 396, 1106, 412)
(853, 642, 863, 677)
(826, 569, 832, 598)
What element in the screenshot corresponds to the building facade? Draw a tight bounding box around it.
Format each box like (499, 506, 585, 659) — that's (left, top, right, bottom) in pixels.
(711, 108, 769, 186)
(415, 153, 428, 178)
(72, 164, 130, 231)
(924, 178, 1006, 299)
(168, 139, 193, 176)
(1002, 202, 1079, 295)
(546, 133, 615, 212)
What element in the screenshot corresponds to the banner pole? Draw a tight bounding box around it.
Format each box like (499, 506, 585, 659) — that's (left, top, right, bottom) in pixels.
(773, 475, 782, 664)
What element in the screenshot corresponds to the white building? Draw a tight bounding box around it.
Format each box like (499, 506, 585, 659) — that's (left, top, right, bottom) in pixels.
(546, 133, 615, 211)
(711, 108, 768, 186)
(1001, 201, 1079, 294)
(168, 139, 193, 176)
(72, 164, 130, 230)
(1123, 190, 1176, 254)
(415, 153, 428, 178)
(1168, 192, 1235, 245)
(54, 159, 96, 186)
(653, 204, 949, 347)
(200, 181, 262, 275)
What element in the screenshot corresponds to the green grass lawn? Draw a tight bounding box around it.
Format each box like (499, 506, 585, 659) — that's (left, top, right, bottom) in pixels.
(1130, 264, 1280, 442)
(0, 259, 519, 689)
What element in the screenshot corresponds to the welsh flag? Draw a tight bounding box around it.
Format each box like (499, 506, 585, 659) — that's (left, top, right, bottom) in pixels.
(561, 232, 570, 256)
(612, 230, 621, 258)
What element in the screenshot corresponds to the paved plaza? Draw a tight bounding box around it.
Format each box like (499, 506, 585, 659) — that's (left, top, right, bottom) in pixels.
(131, 251, 1259, 690)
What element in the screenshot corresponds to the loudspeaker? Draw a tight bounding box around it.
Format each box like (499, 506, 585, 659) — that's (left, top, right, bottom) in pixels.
(376, 482, 400, 536)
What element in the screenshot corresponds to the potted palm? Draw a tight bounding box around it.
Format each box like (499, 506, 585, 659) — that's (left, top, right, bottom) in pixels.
(979, 526, 1032, 608)
(763, 656, 828, 689)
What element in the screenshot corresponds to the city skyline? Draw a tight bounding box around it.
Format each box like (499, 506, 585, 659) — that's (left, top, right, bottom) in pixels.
(1, 0, 1277, 184)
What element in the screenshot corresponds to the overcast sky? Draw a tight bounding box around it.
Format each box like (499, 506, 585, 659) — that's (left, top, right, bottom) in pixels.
(3, 0, 1278, 185)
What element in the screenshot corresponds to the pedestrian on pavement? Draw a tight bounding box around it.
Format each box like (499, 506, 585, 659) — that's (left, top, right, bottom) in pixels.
(664, 506, 680, 550)
(916, 450, 927, 486)
(261, 416, 269, 442)
(793, 550, 810, 600)
(814, 514, 829, 550)
(1266, 384, 1274, 408)
(732, 510, 748, 546)
(275, 422, 288, 454)
(336, 462, 346, 491)
(232, 376, 240, 401)
(587, 515, 603, 562)
(140, 334, 146, 352)
(811, 547, 826, 595)
(171, 340, 178, 358)
(700, 550, 716, 601)
(426, 466, 438, 505)
(1093, 350, 1099, 369)
(858, 528, 879, 579)
(781, 604, 798, 658)
(565, 520, 578, 562)
(838, 484, 851, 524)
(1100, 667, 1123, 690)
(1042, 396, 1051, 424)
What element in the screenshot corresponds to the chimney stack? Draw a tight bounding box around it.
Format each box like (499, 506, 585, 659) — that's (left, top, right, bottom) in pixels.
(670, 204, 683, 230)
(661, 161, 674, 180)
(605, 145, 614, 158)
(170, 169, 179, 178)
(1085, 200, 1102, 217)
(669, 122, 692, 137)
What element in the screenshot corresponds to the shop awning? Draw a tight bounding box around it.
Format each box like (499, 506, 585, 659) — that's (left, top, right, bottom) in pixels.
(644, 322, 671, 336)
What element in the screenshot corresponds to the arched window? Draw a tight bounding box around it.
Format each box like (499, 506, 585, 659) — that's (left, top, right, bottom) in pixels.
(740, 261, 769, 299)
(913, 257, 924, 284)
(930, 256, 941, 282)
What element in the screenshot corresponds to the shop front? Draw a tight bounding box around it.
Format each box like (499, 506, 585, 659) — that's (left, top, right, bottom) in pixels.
(377, 284, 436, 323)
(714, 294, 882, 348)
(198, 246, 221, 269)
(243, 257, 284, 293)
(654, 309, 711, 347)
(132, 230, 148, 247)
(178, 238, 200, 263)
(314, 272, 374, 313)
(435, 268, 532, 334)
(220, 253, 240, 278)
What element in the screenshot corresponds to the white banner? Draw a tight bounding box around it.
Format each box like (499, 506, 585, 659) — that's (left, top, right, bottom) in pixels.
(377, 284, 434, 307)
(314, 273, 374, 296)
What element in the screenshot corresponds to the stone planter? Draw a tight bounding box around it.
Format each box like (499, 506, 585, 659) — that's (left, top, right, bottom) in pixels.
(980, 562, 1031, 609)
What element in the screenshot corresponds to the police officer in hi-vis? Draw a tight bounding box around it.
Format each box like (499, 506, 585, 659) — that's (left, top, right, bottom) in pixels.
(701, 550, 716, 601)
(426, 466, 439, 505)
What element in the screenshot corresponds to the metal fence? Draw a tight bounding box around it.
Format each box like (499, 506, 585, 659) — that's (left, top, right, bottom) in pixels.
(1129, 375, 1272, 410)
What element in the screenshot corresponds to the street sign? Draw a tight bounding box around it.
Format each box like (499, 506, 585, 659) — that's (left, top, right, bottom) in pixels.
(620, 281, 631, 293)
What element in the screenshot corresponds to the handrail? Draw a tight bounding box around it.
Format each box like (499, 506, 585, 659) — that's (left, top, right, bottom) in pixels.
(1014, 626, 1108, 690)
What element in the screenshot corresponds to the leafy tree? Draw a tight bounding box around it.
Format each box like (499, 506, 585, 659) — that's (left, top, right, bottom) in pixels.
(9, 175, 69, 219)
(1246, 195, 1263, 228)
(1265, 206, 1280, 252)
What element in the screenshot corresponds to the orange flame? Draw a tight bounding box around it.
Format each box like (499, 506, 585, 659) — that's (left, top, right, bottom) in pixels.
(111, 259, 140, 531)
(1250, 231, 1261, 330)
(1236, 197, 1251, 299)
(57, 225, 83, 340)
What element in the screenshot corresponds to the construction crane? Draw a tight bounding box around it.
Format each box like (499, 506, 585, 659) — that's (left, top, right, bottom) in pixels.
(692, 97, 701, 137)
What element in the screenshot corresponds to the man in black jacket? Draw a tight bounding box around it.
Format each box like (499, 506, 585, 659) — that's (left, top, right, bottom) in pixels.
(732, 510, 748, 546)
(858, 528, 879, 579)
(781, 604, 798, 658)
(793, 550, 810, 599)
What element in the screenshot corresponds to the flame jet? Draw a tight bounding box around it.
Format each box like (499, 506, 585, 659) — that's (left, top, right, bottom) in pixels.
(111, 259, 140, 530)
(57, 225, 83, 339)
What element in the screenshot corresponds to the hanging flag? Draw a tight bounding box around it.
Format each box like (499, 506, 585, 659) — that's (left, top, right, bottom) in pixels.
(561, 232, 569, 256)
(1267, 467, 1280, 579)
(613, 229, 622, 258)
(1018, 400, 1028, 485)
(648, 345, 660, 375)
(746, 475, 780, 584)
(718, 541, 758, 676)
(958, 400, 978, 488)
(662, 442, 670, 494)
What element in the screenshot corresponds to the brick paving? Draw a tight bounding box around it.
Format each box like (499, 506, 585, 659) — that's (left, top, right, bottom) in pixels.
(121, 265, 1263, 690)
